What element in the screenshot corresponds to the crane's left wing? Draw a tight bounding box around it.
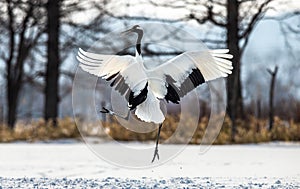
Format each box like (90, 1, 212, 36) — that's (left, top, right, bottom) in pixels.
(148, 49, 233, 103)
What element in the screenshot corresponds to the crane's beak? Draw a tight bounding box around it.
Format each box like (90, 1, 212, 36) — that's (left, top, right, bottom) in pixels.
(120, 28, 133, 36)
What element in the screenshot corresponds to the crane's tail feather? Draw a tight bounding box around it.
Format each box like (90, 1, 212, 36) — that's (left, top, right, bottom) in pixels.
(135, 88, 165, 124)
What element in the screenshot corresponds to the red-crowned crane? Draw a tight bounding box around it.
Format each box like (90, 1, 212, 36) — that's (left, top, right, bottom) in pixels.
(76, 25, 233, 163)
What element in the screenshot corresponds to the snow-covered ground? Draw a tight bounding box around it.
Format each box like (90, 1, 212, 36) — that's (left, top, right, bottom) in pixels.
(0, 141, 300, 188)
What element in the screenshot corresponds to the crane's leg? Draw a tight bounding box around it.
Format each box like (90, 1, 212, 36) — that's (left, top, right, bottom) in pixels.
(151, 123, 163, 163)
(100, 107, 129, 120)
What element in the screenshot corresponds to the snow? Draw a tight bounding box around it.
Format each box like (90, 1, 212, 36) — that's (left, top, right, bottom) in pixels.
(0, 141, 300, 188)
(1, 177, 299, 189)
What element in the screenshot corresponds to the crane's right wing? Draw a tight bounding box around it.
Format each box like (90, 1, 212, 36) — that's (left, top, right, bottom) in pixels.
(77, 48, 135, 79)
(76, 48, 148, 109)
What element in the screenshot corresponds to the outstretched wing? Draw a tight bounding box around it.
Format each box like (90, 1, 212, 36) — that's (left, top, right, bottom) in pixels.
(148, 49, 233, 103)
(77, 48, 135, 79)
(76, 48, 148, 109)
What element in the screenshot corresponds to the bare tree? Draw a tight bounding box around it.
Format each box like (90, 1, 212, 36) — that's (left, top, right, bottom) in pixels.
(267, 66, 278, 130)
(25, 0, 110, 122)
(0, 0, 45, 128)
(44, 0, 60, 125)
(190, 0, 274, 140)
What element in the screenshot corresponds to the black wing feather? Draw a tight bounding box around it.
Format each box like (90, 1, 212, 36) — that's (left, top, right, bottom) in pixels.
(105, 72, 148, 109)
(165, 68, 205, 103)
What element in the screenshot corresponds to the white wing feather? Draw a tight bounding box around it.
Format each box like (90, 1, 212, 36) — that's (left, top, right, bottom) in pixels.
(135, 86, 165, 124)
(77, 48, 134, 79)
(76, 48, 147, 94)
(147, 49, 233, 98)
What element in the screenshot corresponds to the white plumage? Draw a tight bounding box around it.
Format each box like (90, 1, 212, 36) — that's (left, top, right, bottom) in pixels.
(76, 25, 233, 125)
(135, 87, 165, 123)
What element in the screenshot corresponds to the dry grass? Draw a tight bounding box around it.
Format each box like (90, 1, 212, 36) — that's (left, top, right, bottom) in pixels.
(0, 116, 299, 144)
(101, 115, 300, 144)
(0, 117, 80, 142)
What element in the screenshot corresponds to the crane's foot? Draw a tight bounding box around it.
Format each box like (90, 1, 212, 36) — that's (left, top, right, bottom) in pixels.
(100, 107, 130, 120)
(151, 123, 162, 163)
(100, 107, 110, 113)
(100, 107, 115, 115)
(151, 146, 160, 163)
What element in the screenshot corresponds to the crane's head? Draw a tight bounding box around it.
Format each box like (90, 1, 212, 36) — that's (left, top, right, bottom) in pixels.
(121, 25, 143, 36)
(121, 25, 144, 55)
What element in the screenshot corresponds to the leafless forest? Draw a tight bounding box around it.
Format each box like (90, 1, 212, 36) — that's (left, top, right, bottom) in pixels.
(0, 0, 299, 142)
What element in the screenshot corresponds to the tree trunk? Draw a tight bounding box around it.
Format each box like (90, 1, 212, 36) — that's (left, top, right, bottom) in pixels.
(226, 0, 244, 141)
(256, 99, 261, 132)
(45, 0, 60, 125)
(5, 0, 31, 128)
(267, 66, 278, 131)
(7, 83, 17, 128)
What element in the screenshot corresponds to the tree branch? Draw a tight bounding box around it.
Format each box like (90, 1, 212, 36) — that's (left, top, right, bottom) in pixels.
(189, 4, 226, 27)
(238, 0, 256, 4)
(14, 3, 34, 85)
(239, 0, 273, 40)
(148, 0, 186, 9)
(188, 13, 209, 24)
(207, 5, 227, 27)
(211, 0, 226, 7)
(239, 0, 274, 53)
(6, 0, 15, 82)
(267, 66, 278, 76)
(101, 7, 184, 23)
(264, 11, 300, 21)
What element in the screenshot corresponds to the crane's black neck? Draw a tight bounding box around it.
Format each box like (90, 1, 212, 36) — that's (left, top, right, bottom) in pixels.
(136, 30, 143, 55)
